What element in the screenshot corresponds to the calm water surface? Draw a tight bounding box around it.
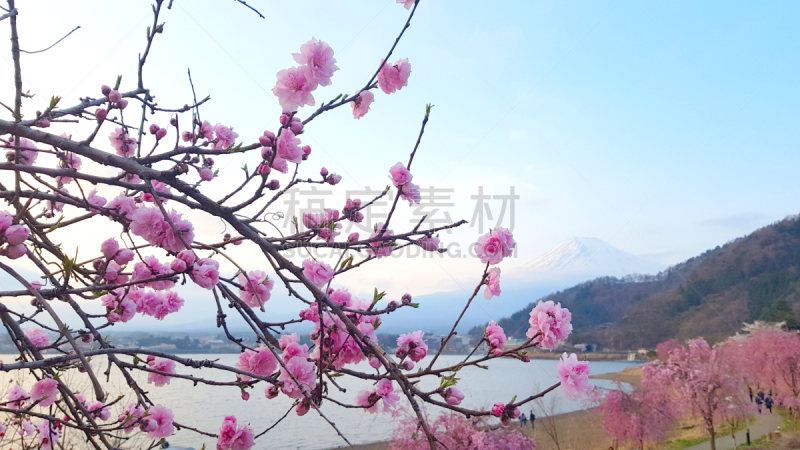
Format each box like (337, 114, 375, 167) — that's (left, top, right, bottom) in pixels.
(0, 354, 637, 449)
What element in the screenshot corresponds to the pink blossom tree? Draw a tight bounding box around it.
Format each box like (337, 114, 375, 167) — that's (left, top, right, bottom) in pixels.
(599, 382, 677, 450)
(644, 339, 747, 450)
(389, 413, 536, 450)
(0, 1, 591, 449)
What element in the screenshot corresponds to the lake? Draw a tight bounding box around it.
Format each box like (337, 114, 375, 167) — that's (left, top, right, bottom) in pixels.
(0, 354, 637, 449)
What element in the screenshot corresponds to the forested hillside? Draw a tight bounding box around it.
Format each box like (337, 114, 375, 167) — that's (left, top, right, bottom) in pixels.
(482, 213, 800, 349)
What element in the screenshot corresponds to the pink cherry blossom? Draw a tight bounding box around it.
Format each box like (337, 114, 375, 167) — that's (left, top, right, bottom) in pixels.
(24, 327, 50, 348)
(279, 355, 317, 399)
(145, 404, 174, 439)
(377, 58, 411, 94)
(271, 155, 289, 173)
(388, 162, 412, 187)
(191, 258, 219, 289)
(277, 129, 303, 164)
(397, 330, 428, 362)
(213, 123, 238, 150)
(198, 120, 215, 141)
(130, 206, 195, 253)
(7, 384, 27, 408)
(101, 290, 137, 323)
(5, 138, 38, 165)
(351, 90, 374, 119)
(293, 38, 339, 86)
(100, 238, 119, 260)
(397, 0, 415, 9)
(147, 357, 176, 387)
(87, 189, 107, 210)
(131, 255, 175, 291)
(4, 224, 29, 246)
(107, 194, 136, 219)
(56, 152, 81, 184)
(475, 228, 515, 265)
(36, 420, 60, 450)
(485, 321, 506, 356)
(238, 270, 274, 307)
(302, 258, 333, 287)
(557, 353, 591, 400)
(367, 223, 395, 258)
(119, 403, 145, 433)
(399, 181, 420, 205)
(273, 66, 317, 112)
(418, 236, 439, 252)
(109, 128, 136, 157)
(484, 267, 501, 299)
(236, 347, 278, 380)
(140, 180, 171, 203)
(217, 415, 256, 450)
(526, 300, 573, 350)
(87, 401, 111, 421)
(29, 377, 58, 407)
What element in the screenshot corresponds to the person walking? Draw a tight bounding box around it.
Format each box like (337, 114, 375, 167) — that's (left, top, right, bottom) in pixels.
(520, 413, 527, 428)
(765, 395, 774, 414)
(530, 411, 536, 430)
(755, 394, 763, 413)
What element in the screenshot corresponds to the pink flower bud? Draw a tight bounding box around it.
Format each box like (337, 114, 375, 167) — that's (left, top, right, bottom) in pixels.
(108, 90, 122, 103)
(279, 114, 290, 125)
(296, 398, 310, 416)
(101, 85, 112, 96)
(267, 180, 280, 190)
(149, 124, 160, 134)
(38, 119, 50, 128)
(319, 228, 331, 240)
(95, 108, 107, 121)
(30, 281, 42, 290)
(492, 402, 505, 417)
(4, 244, 26, 259)
(181, 131, 192, 142)
(177, 250, 196, 267)
(0, 212, 11, 232)
(265, 385, 279, 399)
(261, 147, 273, 160)
(170, 258, 187, 273)
(444, 387, 464, 406)
(118, 99, 128, 109)
(233, 238, 243, 246)
(155, 128, 167, 140)
(401, 293, 412, 304)
(5, 225, 29, 246)
(241, 391, 250, 401)
(198, 168, 214, 181)
(114, 249, 135, 266)
(326, 174, 342, 185)
(320, 167, 328, 177)
(301, 145, 311, 160)
(369, 357, 381, 369)
(493, 349, 503, 356)
(290, 117, 304, 133)
(100, 238, 119, 260)
(402, 360, 414, 371)
(524, 355, 530, 363)
(258, 136, 273, 147)
(257, 164, 271, 177)
(347, 232, 359, 243)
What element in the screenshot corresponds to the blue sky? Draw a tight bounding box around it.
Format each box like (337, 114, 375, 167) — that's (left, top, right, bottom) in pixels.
(3, 0, 800, 301)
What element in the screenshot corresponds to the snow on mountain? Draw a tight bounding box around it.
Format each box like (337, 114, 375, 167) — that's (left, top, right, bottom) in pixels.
(525, 237, 664, 278)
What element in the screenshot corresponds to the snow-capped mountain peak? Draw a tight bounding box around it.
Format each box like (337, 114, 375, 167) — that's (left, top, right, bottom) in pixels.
(526, 237, 663, 277)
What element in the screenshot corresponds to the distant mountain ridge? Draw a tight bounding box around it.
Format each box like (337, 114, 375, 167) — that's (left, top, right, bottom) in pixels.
(486, 213, 800, 349)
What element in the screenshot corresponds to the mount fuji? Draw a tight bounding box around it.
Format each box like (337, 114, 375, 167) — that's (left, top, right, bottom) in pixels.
(522, 237, 664, 280)
(377, 237, 665, 334)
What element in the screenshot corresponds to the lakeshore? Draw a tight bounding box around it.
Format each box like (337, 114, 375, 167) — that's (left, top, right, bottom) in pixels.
(332, 365, 643, 450)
